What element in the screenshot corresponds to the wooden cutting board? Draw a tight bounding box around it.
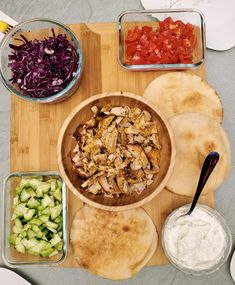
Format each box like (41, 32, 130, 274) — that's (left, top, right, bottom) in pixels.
(10, 22, 214, 267)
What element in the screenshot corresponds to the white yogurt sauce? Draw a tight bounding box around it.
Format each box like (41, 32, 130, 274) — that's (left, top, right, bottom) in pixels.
(163, 206, 228, 270)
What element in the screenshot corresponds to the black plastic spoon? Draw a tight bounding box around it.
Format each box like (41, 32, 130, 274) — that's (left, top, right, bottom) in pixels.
(182, 151, 220, 217)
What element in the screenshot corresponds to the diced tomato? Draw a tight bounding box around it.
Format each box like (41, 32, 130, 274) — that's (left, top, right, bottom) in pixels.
(125, 32, 138, 43)
(149, 42, 157, 52)
(126, 44, 137, 56)
(133, 26, 143, 35)
(149, 32, 158, 42)
(130, 55, 145, 65)
(142, 26, 152, 33)
(141, 48, 149, 57)
(175, 20, 184, 28)
(182, 39, 191, 48)
(140, 34, 149, 46)
(185, 23, 194, 31)
(162, 30, 172, 37)
(124, 17, 196, 65)
(148, 53, 160, 63)
(160, 54, 170, 64)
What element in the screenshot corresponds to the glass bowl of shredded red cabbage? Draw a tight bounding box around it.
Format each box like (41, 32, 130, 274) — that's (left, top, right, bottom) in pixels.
(0, 18, 83, 103)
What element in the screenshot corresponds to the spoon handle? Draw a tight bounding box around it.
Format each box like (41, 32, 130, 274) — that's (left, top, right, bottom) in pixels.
(189, 152, 220, 214)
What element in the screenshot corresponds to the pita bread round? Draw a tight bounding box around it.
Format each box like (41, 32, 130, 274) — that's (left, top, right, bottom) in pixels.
(166, 112, 231, 197)
(143, 72, 223, 123)
(70, 205, 158, 280)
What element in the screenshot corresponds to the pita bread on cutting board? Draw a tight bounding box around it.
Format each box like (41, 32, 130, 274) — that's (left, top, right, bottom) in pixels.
(143, 72, 223, 123)
(70, 205, 158, 280)
(165, 112, 231, 197)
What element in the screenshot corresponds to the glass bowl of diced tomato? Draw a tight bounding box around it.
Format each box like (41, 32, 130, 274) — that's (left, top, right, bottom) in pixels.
(118, 9, 205, 71)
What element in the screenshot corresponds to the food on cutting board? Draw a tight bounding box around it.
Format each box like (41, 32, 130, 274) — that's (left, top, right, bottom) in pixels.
(71, 104, 161, 197)
(8, 176, 63, 257)
(8, 29, 79, 98)
(162, 205, 231, 272)
(70, 205, 158, 280)
(165, 112, 231, 196)
(143, 72, 223, 123)
(125, 17, 196, 65)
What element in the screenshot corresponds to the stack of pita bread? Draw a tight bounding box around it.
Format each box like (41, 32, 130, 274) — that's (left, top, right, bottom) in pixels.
(70, 205, 158, 280)
(143, 72, 231, 196)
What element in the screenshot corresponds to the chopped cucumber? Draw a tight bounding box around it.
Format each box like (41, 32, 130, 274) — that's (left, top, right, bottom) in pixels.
(24, 209, 36, 221)
(50, 234, 61, 247)
(19, 230, 27, 238)
(56, 241, 63, 251)
(9, 176, 64, 258)
(50, 180, 56, 192)
(36, 187, 44, 198)
(53, 188, 62, 202)
(56, 180, 62, 190)
(41, 207, 50, 215)
(20, 188, 36, 202)
(41, 194, 51, 208)
(32, 225, 41, 233)
(16, 185, 24, 195)
(13, 225, 22, 234)
(15, 243, 25, 254)
(27, 229, 37, 239)
(29, 240, 47, 254)
(24, 178, 44, 189)
(13, 195, 19, 206)
(8, 233, 17, 245)
(39, 214, 50, 223)
(47, 227, 57, 233)
(36, 231, 43, 239)
(13, 203, 28, 218)
(41, 247, 54, 257)
(23, 224, 31, 231)
(29, 218, 42, 226)
(27, 197, 40, 208)
(50, 205, 62, 220)
(54, 216, 62, 225)
(21, 238, 29, 249)
(22, 238, 38, 249)
(45, 221, 58, 229)
(37, 205, 44, 211)
(15, 236, 22, 245)
(49, 249, 58, 257)
(15, 218, 23, 229)
(49, 196, 55, 207)
(37, 183, 50, 193)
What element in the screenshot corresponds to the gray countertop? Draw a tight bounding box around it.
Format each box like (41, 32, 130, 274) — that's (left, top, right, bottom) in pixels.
(0, 0, 235, 284)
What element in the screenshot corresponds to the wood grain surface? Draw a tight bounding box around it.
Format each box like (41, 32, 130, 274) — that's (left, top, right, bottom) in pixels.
(10, 22, 214, 267)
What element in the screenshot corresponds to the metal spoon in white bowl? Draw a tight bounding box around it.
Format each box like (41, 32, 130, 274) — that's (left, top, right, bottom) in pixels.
(181, 151, 220, 217)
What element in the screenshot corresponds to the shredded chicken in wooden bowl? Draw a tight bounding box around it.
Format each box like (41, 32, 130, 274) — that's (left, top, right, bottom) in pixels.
(71, 104, 161, 197)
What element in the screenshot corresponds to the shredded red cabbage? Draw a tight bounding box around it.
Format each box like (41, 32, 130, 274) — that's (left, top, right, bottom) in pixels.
(8, 29, 79, 98)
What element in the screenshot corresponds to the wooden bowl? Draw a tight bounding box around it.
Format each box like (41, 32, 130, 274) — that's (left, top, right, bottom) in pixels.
(57, 92, 175, 211)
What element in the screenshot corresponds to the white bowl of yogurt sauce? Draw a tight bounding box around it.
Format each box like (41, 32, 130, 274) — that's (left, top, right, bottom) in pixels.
(162, 204, 232, 275)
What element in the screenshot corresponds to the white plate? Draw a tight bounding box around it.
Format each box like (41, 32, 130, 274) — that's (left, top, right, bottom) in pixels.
(141, 0, 235, 51)
(0, 268, 32, 285)
(230, 250, 235, 282)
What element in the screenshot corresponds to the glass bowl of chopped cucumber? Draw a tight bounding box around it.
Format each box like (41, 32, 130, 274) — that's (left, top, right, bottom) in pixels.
(0, 18, 83, 103)
(2, 172, 67, 266)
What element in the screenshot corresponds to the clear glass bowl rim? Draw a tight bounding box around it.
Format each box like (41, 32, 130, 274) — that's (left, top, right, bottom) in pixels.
(2, 171, 68, 267)
(161, 203, 232, 276)
(0, 18, 83, 103)
(118, 8, 206, 71)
